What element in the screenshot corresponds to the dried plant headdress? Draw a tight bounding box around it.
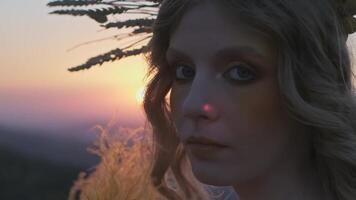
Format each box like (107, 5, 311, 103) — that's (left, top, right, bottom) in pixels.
(47, 0, 356, 72)
(47, 0, 161, 72)
(336, 0, 356, 34)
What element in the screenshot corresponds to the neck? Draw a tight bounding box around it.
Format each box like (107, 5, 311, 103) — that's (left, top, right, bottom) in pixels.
(233, 153, 330, 200)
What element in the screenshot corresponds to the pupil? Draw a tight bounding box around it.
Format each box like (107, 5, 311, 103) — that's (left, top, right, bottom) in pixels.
(239, 68, 249, 77)
(183, 68, 194, 77)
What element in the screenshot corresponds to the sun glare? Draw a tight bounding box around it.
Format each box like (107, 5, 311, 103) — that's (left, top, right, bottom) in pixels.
(136, 86, 145, 104)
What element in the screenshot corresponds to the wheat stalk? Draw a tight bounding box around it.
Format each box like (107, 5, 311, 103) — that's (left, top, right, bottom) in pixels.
(47, 0, 160, 71)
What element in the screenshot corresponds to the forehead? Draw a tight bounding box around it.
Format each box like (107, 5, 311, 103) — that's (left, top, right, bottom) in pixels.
(168, 1, 276, 64)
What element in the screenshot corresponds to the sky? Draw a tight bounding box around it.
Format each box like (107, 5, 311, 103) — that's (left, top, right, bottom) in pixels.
(0, 0, 150, 132)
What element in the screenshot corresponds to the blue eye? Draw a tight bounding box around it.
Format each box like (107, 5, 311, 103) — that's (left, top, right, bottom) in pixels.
(174, 64, 195, 81)
(172, 63, 256, 83)
(224, 63, 256, 82)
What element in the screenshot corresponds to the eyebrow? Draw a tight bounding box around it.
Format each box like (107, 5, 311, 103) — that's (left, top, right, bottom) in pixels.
(165, 45, 267, 65)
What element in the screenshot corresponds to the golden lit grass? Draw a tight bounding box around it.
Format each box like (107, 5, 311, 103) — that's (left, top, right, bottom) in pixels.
(67, 118, 166, 200)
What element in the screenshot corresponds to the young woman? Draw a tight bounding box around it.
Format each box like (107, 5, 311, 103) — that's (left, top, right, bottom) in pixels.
(71, 0, 356, 199)
(142, 0, 356, 199)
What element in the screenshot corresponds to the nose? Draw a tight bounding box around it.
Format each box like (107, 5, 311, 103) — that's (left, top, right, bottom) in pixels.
(182, 78, 219, 124)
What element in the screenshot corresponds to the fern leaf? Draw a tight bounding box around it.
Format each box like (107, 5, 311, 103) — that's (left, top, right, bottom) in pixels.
(49, 6, 129, 23)
(102, 18, 154, 29)
(132, 27, 153, 34)
(47, 0, 103, 7)
(50, 9, 88, 16)
(68, 46, 148, 72)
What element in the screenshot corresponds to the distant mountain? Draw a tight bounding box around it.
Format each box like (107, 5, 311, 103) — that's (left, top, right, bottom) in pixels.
(0, 122, 145, 199)
(0, 125, 100, 168)
(0, 145, 83, 200)
(0, 124, 104, 199)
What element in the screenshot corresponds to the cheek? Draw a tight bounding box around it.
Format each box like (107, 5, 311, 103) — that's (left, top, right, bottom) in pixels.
(244, 79, 284, 122)
(220, 85, 292, 181)
(225, 81, 294, 174)
(229, 78, 288, 140)
(169, 86, 186, 125)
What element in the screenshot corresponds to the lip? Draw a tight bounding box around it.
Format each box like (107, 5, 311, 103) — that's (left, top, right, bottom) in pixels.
(185, 135, 228, 147)
(186, 143, 228, 159)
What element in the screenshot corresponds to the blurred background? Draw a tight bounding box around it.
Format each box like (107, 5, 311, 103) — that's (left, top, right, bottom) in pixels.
(1, 0, 149, 199)
(1, 0, 356, 199)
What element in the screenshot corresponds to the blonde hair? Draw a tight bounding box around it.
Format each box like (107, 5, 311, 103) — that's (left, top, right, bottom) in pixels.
(70, 0, 356, 199)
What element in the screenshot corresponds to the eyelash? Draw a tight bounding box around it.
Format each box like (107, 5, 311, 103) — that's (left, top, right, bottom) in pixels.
(170, 63, 257, 84)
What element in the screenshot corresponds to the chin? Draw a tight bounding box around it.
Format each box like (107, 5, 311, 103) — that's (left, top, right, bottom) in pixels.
(189, 161, 234, 186)
(193, 172, 232, 186)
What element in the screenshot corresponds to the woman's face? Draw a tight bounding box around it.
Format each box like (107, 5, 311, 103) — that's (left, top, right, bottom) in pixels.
(168, 1, 311, 186)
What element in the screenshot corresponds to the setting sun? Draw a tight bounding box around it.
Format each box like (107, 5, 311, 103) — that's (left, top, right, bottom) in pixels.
(136, 86, 145, 104)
